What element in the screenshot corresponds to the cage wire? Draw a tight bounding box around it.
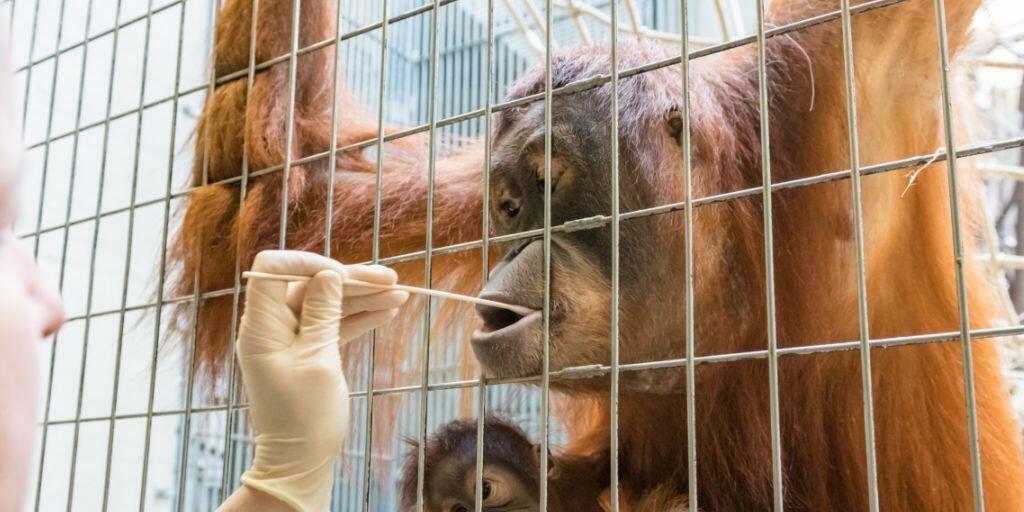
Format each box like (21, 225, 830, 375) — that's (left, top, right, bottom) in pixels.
(8, 0, 1024, 510)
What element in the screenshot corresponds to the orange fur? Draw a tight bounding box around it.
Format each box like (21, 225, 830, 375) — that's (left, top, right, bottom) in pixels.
(168, 0, 1024, 509)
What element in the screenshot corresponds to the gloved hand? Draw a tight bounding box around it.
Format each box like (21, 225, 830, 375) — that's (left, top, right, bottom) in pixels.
(235, 250, 408, 511)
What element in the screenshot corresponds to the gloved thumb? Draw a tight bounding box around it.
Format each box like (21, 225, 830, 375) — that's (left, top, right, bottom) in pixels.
(299, 268, 345, 341)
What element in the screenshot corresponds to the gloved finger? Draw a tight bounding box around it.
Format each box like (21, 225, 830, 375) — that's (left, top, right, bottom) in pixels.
(338, 308, 401, 343)
(250, 249, 347, 276)
(236, 299, 299, 356)
(247, 250, 348, 308)
(342, 264, 399, 297)
(299, 269, 344, 341)
(342, 290, 409, 316)
(285, 280, 309, 316)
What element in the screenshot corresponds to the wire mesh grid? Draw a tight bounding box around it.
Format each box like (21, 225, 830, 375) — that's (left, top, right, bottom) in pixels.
(9, 0, 1024, 510)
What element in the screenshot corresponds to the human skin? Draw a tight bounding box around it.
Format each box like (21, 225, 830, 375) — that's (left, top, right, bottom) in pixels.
(0, 46, 289, 511)
(0, 229, 64, 510)
(0, 31, 65, 511)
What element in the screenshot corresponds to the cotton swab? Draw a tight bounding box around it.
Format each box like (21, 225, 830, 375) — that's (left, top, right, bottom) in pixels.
(241, 271, 536, 317)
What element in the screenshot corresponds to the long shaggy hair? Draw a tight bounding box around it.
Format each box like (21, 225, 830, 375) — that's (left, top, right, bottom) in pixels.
(168, 0, 1024, 509)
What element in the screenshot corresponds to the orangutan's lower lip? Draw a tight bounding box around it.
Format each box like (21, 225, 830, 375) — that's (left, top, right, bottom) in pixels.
(471, 310, 542, 345)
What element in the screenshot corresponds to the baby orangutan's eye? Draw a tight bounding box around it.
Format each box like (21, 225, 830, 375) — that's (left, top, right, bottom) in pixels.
(482, 477, 512, 506)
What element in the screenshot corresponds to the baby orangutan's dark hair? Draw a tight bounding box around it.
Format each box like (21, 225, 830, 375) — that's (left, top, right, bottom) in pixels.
(399, 417, 540, 512)
(399, 416, 612, 512)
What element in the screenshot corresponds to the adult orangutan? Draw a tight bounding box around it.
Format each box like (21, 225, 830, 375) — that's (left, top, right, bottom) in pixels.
(170, 0, 1024, 509)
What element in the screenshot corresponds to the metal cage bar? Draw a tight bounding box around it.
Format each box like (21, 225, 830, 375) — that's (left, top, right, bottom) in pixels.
(326, 0, 349, 504)
(608, 0, 621, 509)
(33, 0, 121, 509)
(414, 0, 443, 509)
(28, 0, 66, 259)
(218, 0, 262, 501)
(930, 0, 986, 507)
(677, 0, 697, 509)
(836, 0, 881, 508)
(172, 0, 213, 508)
(35, 0, 89, 509)
(149, 1, 220, 510)
(33, 135, 1024, 331)
(360, 0, 389, 508)
(17, 0, 905, 199)
(474, 1, 496, 511)
(753, 0, 784, 507)
(17, 0, 41, 141)
(26, 3, 70, 502)
(15, 0, 1023, 510)
(279, 0, 302, 249)
(539, 0, 554, 509)
(358, 0, 393, 505)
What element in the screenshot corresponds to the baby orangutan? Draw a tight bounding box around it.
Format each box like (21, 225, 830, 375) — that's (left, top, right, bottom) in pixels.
(399, 416, 608, 512)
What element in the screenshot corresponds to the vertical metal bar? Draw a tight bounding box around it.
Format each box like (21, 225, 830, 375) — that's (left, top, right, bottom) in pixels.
(19, 0, 41, 140)
(90, 1, 129, 509)
(41, 0, 123, 509)
(35, 0, 91, 508)
(753, 0, 784, 508)
(608, 0, 620, 508)
(836, 0, 880, 509)
(324, 0, 345, 498)
(30, 0, 67, 258)
(443, 7, 451, 140)
(540, 0, 553, 509)
(324, 0, 343, 260)
(104, 1, 160, 508)
(930, 0, 984, 508)
(678, 0, 698, 510)
(360, 0, 390, 509)
(219, 0, 262, 499)
(415, 1, 442, 510)
(167, 0, 197, 507)
(474, 1, 495, 510)
(278, 0, 303, 248)
(197, 3, 216, 189)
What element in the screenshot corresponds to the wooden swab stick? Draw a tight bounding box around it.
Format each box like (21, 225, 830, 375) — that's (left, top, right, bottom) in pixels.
(241, 271, 536, 316)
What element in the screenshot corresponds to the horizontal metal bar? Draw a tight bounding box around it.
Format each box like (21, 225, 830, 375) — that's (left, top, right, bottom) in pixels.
(21, 0, 905, 163)
(358, 135, 1024, 267)
(40, 322, 1024, 427)
(15, 0, 452, 77)
(19, 0, 463, 152)
(27, 194, 172, 239)
(28, 135, 1024, 296)
(14, 0, 186, 74)
(263, 323, 1024, 391)
(41, 403, 234, 426)
(30, 128, 1015, 244)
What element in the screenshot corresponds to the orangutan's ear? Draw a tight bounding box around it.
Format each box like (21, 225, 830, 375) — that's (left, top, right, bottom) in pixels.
(664, 104, 683, 144)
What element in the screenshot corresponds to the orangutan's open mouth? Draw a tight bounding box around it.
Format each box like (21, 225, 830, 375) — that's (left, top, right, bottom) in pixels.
(470, 292, 541, 351)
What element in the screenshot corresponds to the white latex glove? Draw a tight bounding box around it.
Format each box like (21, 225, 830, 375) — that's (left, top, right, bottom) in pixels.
(235, 250, 408, 511)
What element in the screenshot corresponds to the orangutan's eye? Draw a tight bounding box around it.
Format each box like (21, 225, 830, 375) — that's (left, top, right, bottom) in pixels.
(500, 200, 520, 218)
